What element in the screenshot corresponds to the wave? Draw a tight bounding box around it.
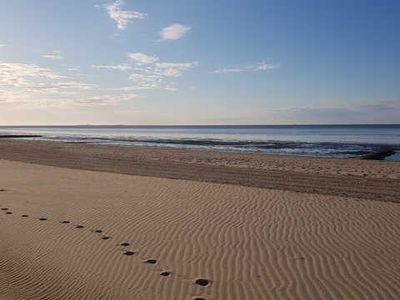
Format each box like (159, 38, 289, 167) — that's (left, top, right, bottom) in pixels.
(23, 135, 399, 159)
(2, 125, 399, 160)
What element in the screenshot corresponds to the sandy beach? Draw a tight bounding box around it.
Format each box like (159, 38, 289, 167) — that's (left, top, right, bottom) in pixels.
(1, 140, 400, 300)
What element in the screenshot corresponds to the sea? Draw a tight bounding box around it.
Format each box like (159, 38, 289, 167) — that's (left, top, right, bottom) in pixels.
(1, 125, 400, 161)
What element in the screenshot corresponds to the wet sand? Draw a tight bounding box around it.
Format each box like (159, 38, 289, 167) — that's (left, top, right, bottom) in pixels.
(0, 140, 399, 202)
(0, 140, 400, 299)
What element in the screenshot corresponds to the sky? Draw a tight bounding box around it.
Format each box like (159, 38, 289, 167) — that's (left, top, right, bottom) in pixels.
(0, 0, 399, 125)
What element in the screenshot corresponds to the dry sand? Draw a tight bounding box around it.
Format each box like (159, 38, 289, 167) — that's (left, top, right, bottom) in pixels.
(0, 141, 400, 300)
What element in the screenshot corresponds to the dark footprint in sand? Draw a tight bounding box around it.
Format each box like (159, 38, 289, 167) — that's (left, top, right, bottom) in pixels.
(6, 211, 13, 215)
(1, 208, 9, 211)
(194, 279, 210, 287)
(101, 236, 111, 240)
(0, 189, 6, 192)
(61, 220, 71, 224)
(120, 242, 130, 247)
(94, 230, 103, 233)
(123, 250, 135, 256)
(21, 214, 29, 217)
(160, 271, 171, 277)
(192, 298, 207, 300)
(76, 225, 85, 229)
(144, 259, 157, 264)
(39, 218, 47, 221)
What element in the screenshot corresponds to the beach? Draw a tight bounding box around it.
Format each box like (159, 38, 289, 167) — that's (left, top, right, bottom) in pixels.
(1, 140, 400, 300)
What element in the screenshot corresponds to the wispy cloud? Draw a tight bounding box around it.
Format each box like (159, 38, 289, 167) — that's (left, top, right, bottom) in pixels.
(72, 94, 138, 106)
(0, 44, 6, 48)
(215, 62, 280, 73)
(126, 60, 197, 90)
(155, 62, 196, 77)
(128, 53, 159, 64)
(93, 52, 197, 91)
(160, 24, 191, 41)
(105, 0, 145, 30)
(66, 66, 81, 72)
(42, 50, 64, 60)
(0, 61, 98, 105)
(91, 64, 132, 71)
(0, 62, 62, 87)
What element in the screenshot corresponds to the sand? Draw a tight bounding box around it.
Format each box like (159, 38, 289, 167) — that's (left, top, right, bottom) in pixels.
(0, 141, 400, 300)
(0, 140, 399, 202)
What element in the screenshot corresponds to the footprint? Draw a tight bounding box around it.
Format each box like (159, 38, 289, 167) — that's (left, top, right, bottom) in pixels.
(6, 211, 13, 215)
(192, 297, 207, 300)
(120, 242, 130, 247)
(1, 208, 9, 211)
(61, 220, 71, 224)
(94, 230, 103, 233)
(123, 250, 135, 256)
(0, 189, 6, 192)
(21, 215, 29, 217)
(39, 218, 47, 221)
(194, 278, 210, 287)
(144, 259, 157, 264)
(101, 236, 111, 240)
(160, 271, 171, 277)
(76, 225, 85, 229)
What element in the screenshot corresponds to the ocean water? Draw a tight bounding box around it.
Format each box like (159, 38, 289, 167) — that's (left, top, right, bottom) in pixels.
(1, 125, 400, 160)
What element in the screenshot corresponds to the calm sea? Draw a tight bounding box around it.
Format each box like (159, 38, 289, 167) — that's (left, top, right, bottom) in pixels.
(1, 125, 400, 160)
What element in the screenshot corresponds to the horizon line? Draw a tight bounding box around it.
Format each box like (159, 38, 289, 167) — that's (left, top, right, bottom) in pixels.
(1, 123, 399, 127)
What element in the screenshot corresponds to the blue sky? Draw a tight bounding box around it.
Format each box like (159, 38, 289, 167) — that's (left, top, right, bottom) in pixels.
(0, 0, 399, 125)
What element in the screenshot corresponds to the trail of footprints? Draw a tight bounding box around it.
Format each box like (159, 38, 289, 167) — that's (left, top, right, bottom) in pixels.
(1, 201, 210, 300)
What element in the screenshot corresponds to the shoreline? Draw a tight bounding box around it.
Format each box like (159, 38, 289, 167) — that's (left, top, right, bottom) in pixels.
(1, 139, 399, 202)
(1, 124, 400, 160)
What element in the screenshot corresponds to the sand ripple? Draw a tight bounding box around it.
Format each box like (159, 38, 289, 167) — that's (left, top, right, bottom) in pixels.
(0, 160, 400, 299)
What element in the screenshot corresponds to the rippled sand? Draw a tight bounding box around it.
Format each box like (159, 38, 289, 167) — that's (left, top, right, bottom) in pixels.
(0, 156, 399, 300)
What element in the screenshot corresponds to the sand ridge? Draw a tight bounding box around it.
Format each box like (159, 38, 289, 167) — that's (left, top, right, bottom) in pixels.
(1, 160, 400, 300)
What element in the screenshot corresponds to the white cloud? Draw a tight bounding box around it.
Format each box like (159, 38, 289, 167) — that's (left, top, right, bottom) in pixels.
(215, 61, 279, 73)
(255, 62, 279, 71)
(72, 94, 138, 106)
(0, 44, 6, 48)
(0, 59, 147, 107)
(128, 53, 159, 64)
(66, 66, 81, 72)
(105, 0, 145, 30)
(155, 62, 197, 77)
(90, 51, 196, 92)
(214, 67, 244, 73)
(126, 59, 196, 90)
(102, 54, 197, 91)
(0, 61, 98, 105)
(42, 50, 64, 60)
(25, 81, 95, 92)
(0, 62, 62, 87)
(160, 24, 191, 41)
(91, 64, 132, 71)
